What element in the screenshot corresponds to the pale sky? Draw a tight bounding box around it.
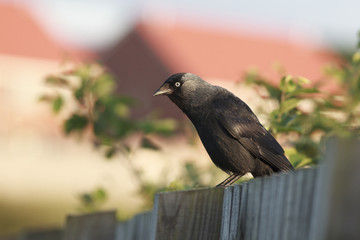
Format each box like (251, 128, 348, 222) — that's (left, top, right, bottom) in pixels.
(12, 0, 360, 50)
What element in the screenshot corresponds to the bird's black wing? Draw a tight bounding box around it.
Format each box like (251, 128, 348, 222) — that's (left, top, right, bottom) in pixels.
(213, 95, 293, 171)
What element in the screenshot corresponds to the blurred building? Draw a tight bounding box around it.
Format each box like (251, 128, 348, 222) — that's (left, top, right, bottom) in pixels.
(0, 3, 93, 138)
(100, 22, 342, 118)
(0, 3, 101, 235)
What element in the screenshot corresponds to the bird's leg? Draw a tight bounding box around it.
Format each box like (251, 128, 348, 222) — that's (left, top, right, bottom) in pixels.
(217, 174, 241, 187)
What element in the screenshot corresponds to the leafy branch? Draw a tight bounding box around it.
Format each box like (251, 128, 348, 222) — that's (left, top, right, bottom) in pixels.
(244, 43, 360, 168)
(40, 62, 179, 211)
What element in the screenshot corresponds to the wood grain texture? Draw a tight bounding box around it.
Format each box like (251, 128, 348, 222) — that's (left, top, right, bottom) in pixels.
(116, 211, 152, 240)
(153, 187, 225, 240)
(63, 210, 116, 240)
(220, 186, 234, 240)
(217, 169, 318, 240)
(322, 139, 360, 240)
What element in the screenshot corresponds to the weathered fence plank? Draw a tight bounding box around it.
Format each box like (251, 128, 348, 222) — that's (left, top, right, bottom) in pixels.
(257, 175, 272, 240)
(116, 211, 152, 240)
(219, 186, 234, 240)
(18, 229, 63, 240)
(246, 178, 263, 240)
(224, 182, 248, 239)
(63, 210, 116, 240)
(152, 187, 225, 240)
(216, 168, 318, 240)
(271, 173, 286, 240)
(228, 184, 244, 239)
(314, 139, 360, 240)
(297, 168, 317, 240)
(309, 159, 328, 240)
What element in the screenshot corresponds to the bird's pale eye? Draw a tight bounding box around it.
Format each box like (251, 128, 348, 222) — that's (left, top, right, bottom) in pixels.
(175, 82, 181, 87)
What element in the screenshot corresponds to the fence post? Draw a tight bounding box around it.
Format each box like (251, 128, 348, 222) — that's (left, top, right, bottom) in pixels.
(219, 186, 234, 240)
(151, 187, 225, 240)
(116, 211, 153, 240)
(18, 228, 63, 240)
(63, 210, 116, 240)
(310, 138, 360, 240)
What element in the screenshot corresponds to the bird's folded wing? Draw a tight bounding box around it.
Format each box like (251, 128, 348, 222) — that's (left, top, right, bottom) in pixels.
(215, 109, 293, 171)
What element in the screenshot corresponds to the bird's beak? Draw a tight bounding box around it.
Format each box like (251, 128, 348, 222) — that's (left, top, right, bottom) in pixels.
(153, 83, 173, 96)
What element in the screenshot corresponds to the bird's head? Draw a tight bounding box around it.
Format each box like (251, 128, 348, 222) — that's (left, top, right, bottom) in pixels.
(153, 73, 186, 97)
(153, 73, 214, 109)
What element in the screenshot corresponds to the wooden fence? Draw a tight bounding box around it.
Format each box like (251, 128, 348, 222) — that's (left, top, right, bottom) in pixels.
(18, 139, 360, 240)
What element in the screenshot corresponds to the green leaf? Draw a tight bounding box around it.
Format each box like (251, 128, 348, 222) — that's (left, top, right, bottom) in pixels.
(263, 84, 282, 101)
(93, 188, 107, 202)
(280, 98, 300, 113)
(38, 94, 53, 102)
(105, 146, 117, 158)
(93, 73, 115, 97)
(285, 148, 313, 168)
(52, 95, 64, 113)
(280, 75, 286, 90)
(78, 187, 108, 213)
(291, 88, 319, 95)
(80, 194, 93, 205)
(64, 114, 89, 134)
(141, 137, 161, 151)
(294, 138, 320, 158)
(280, 75, 293, 92)
(45, 75, 69, 87)
(114, 103, 130, 117)
(275, 125, 303, 133)
(353, 51, 360, 63)
(139, 119, 177, 135)
(74, 64, 92, 80)
(297, 76, 311, 85)
(74, 85, 85, 102)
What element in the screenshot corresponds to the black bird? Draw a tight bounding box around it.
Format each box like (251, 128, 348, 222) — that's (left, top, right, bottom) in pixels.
(153, 73, 294, 186)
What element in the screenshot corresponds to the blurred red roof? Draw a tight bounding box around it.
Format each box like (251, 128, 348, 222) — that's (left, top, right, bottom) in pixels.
(101, 21, 343, 117)
(0, 3, 93, 60)
(136, 22, 342, 84)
